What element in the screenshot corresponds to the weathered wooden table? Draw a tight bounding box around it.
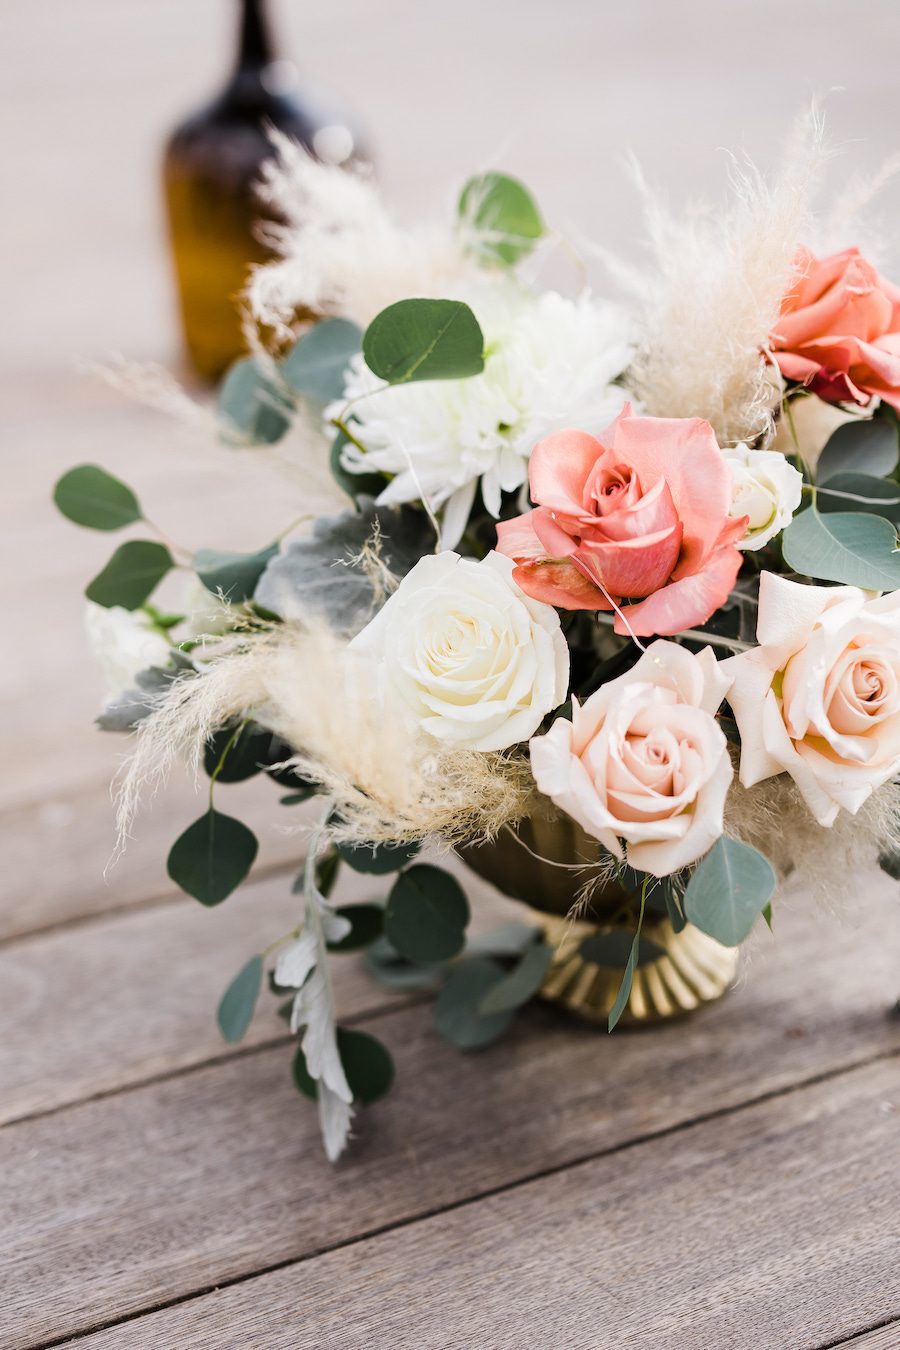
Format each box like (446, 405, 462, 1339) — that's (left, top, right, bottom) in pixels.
(2, 3, 899, 1347)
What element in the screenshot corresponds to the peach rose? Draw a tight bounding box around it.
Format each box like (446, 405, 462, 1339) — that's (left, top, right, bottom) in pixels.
(496, 407, 746, 638)
(530, 641, 733, 877)
(723, 573, 900, 826)
(771, 247, 900, 410)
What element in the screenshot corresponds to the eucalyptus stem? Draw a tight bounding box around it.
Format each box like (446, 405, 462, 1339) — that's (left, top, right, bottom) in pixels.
(593, 611, 752, 654)
(330, 416, 370, 456)
(207, 719, 248, 808)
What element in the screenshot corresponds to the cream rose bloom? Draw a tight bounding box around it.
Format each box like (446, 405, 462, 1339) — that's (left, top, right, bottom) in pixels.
(529, 641, 733, 877)
(724, 444, 803, 550)
(723, 572, 900, 825)
(350, 551, 569, 752)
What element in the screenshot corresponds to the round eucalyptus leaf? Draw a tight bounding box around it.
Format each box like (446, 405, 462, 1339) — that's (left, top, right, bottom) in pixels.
(683, 836, 776, 947)
(327, 904, 384, 952)
(458, 171, 544, 266)
(817, 416, 899, 485)
(817, 473, 900, 525)
(782, 508, 900, 590)
(329, 429, 386, 504)
(54, 464, 142, 531)
(281, 318, 362, 404)
(384, 864, 470, 965)
(579, 930, 666, 968)
(216, 955, 263, 1043)
(477, 942, 552, 1015)
(293, 1028, 394, 1105)
(203, 723, 272, 783)
(433, 957, 514, 1050)
(364, 936, 446, 991)
(85, 540, 174, 610)
(218, 356, 293, 445)
(167, 808, 258, 905)
(362, 298, 485, 385)
(336, 837, 420, 875)
(194, 544, 278, 603)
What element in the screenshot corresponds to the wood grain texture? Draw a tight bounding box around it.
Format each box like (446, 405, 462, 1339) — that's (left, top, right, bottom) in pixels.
(833, 1325, 900, 1348)
(2, 879, 898, 1349)
(65, 1058, 900, 1350)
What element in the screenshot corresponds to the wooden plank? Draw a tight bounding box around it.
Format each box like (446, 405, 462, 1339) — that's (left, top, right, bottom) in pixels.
(0, 768, 312, 940)
(831, 1326, 900, 1349)
(0, 860, 517, 1123)
(2, 880, 897, 1348)
(68, 1058, 900, 1350)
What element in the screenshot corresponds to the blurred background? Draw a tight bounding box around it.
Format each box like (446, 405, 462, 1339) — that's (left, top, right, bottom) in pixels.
(2, 0, 899, 930)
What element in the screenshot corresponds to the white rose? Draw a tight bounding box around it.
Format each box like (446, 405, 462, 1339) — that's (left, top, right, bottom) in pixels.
(84, 602, 171, 704)
(723, 572, 900, 826)
(350, 551, 569, 751)
(724, 444, 803, 550)
(530, 641, 733, 877)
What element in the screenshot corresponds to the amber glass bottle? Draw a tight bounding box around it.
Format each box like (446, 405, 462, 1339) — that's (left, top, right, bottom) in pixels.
(163, 0, 364, 379)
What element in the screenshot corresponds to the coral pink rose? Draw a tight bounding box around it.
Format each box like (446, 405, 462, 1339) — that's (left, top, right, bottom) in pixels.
(770, 247, 900, 410)
(496, 406, 746, 637)
(530, 641, 733, 876)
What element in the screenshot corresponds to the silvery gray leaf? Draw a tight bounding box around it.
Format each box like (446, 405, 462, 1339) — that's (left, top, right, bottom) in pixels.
(254, 499, 434, 635)
(96, 652, 195, 732)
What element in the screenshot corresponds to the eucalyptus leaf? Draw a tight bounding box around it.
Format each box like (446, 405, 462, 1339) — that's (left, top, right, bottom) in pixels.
(782, 508, 900, 590)
(255, 500, 434, 635)
(218, 356, 292, 445)
(167, 808, 258, 905)
(607, 936, 640, 1033)
(464, 920, 542, 958)
(54, 464, 142, 531)
(326, 903, 384, 952)
(683, 836, 776, 947)
(817, 473, 900, 525)
(194, 544, 278, 603)
(96, 653, 194, 732)
(293, 1028, 394, 1105)
(336, 838, 420, 875)
(315, 850, 341, 900)
(216, 955, 263, 1043)
(281, 318, 361, 403)
(329, 428, 386, 505)
(580, 930, 666, 967)
(85, 540, 173, 610)
(364, 936, 446, 991)
(384, 864, 470, 965)
(362, 298, 485, 384)
(817, 417, 899, 484)
(878, 848, 900, 882)
(478, 942, 552, 1015)
(458, 171, 544, 266)
(203, 722, 272, 783)
(433, 957, 515, 1049)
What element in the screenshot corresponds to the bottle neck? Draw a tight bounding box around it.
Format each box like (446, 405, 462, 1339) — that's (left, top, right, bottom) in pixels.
(235, 0, 274, 72)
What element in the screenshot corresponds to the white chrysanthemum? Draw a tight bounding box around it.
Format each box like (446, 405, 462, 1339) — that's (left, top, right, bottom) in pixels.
(85, 603, 171, 704)
(330, 288, 634, 547)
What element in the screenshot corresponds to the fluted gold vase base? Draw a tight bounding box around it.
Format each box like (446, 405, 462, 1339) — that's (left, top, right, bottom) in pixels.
(532, 910, 738, 1026)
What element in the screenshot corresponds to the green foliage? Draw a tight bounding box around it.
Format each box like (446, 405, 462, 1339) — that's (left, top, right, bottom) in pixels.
(217, 955, 263, 1043)
(95, 653, 194, 732)
(53, 464, 142, 531)
(281, 318, 362, 403)
(218, 356, 292, 445)
(362, 298, 485, 384)
(329, 428, 386, 505)
(607, 932, 641, 1033)
(464, 921, 542, 958)
(255, 500, 436, 635)
(477, 942, 552, 1015)
(85, 540, 174, 610)
(166, 808, 258, 905)
(315, 850, 341, 899)
(817, 417, 899, 484)
(384, 864, 470, 965)
(364, 936, 446, 991)
(818, 473, 900, 525)
(580, 930, 665, 967)
(327, 904, 384, 952)
(293, 1028, 394, 1105)
(336, 838, 420, 875)
(683, 836, 776, 947)
(203, 723, 272, 783)
(193, 544, 278, 603)
(458, 171, 544, 266)
(782, 507, 900, 590)
(433, 957, 515, 1049)
(878, 848, 900, 881)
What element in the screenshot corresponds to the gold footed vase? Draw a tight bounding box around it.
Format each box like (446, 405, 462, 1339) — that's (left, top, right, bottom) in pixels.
(461, 813, 738, 1026)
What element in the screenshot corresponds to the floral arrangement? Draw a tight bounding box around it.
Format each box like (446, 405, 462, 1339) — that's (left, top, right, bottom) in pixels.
(55, 117, 900, 1160)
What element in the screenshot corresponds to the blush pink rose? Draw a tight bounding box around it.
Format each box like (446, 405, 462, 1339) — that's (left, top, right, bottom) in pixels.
(495, 406, 746, 637)
(529, 641, 733, 876)
(771, 247, 900, 410)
